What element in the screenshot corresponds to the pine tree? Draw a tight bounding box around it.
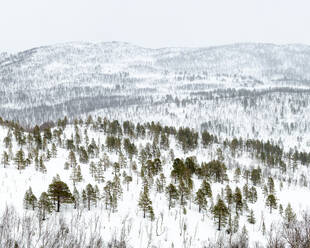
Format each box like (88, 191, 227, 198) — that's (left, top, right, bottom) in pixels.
(111, 175, 122, 211)
(51, 143, 57, 158)
(47, 178, 73, 212)
(14, 149, 25, 170)
(201, 180, 212, 198)
(23, 187, 37, 210)
(38, 192, 53, 220)
(242, 184, 249, 202)
(284, 203, 296, 225)
(89, 161, 97, 178)
(73, 186, 80, 209)
(225, 185, 233, 207)
(249, 186, 258, 204)
(165, 183, 179, 210)
(266, 194, 277, 213)
(85, 184, 95, 210)
(95, 160, 105, 183)
(267, 177, 275, 194)
(39, 156, 47, 173)
(234, 187, 243, 215)
(195, 189, 207, 213)
(82, 189, 87, 208)
(71, 164, 83, 184)
(178, 178, 191, 206)
(68, 151, 77, 168)
(263, 184, 268, 198)
(103, 181, 113, 210)
(247, 209, 256, 224)
(212, 198, 229, 231)
(138, 184, 153, 220)
(234, 168, 241, 183)
(1, 151, 9, 168)
(46, 149, 51, 161)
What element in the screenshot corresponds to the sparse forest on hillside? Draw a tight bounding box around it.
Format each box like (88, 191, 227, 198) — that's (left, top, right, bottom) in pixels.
(1, 115, 310, 247)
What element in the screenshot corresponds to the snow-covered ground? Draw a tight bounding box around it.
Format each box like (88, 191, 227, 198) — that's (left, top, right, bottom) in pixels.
(1, 118, 310, 247)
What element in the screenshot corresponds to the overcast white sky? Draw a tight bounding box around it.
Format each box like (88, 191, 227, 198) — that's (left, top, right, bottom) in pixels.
(0, 0, 309, 52)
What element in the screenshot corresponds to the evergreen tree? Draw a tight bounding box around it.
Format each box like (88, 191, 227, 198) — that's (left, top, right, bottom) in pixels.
(225, 185, 233, 207)
(47, 178, 73, 212)
(82, 189, 87, 208)
(68, 151, 77, 168)
(234, 187, 243, 215)
(51, 143, 57, 158)
(234, 168, 241, 183)
(212, 198, 229, 231)
(284, 203, 296, 225)
(178, 178, 191, 206)
(95, 160, 105, 183)
(195, 189, 207, 213)
(73, 186, 80, 209)
(247, 209, 256, 225)
(85, 184, 95, 210)
(1, 151, 9, 168)
(267, 177, 275, 194)
(201, 179, 212, 198)
(76, 165, 83, 182)
(39, 156, 47, 173)
(248, 186, 258, 204)
(23, 187, 37, 210)
(79, 146, 89, 164)
(14, 149, 25, 170)
(250, 168, 261, 186)
(111, 175, 122, 211)
(89, 161, 97, 178)
(165, 183, 179, 210)
(265, 194, 277, 213)
(103, 181, 113, 210)
(38, 192, 53, 220)
(138, 184, 154, 220)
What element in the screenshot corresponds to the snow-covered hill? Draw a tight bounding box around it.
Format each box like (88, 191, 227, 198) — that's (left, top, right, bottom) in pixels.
(0, 117, 310, 247)
(1, 42, 310, 124)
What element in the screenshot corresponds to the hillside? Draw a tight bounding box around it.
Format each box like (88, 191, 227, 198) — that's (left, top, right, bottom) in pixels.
(0, 116, 309, 247)
(1, 42, 310, 126)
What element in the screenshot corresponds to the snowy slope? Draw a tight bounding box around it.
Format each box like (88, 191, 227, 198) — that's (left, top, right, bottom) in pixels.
(0, 118, 310, 247)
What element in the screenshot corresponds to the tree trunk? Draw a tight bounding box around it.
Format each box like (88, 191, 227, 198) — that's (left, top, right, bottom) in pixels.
(57, 196, 60, 212)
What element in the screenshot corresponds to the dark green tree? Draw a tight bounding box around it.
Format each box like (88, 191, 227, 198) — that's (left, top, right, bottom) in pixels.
(23, 187, 37, 210)
(266, 194, 277, 213)
(14, 149, 25, 170)
(1, 151, 9, 168)
(38, 192, 53, 220)
(247, 209, 256, 225)
(165, 183, 179, 210)
(234, 187, 243, 215)
(85, 184, 96, 210)
(195, 189, 207, 213)
(138, 184, 154, 220)
(47, 178, 73, 212)
(212, 198, 229, 231)
(284, 203, 296, 225)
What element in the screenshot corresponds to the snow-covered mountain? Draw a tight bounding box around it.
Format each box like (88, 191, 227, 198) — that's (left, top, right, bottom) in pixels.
(1, 42, 310, 147)
(1, 42, 310, 247)
(1, 42, 310, 103)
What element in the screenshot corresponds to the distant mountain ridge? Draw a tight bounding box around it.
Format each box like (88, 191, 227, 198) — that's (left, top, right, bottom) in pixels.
(1, 41, 310, 125)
